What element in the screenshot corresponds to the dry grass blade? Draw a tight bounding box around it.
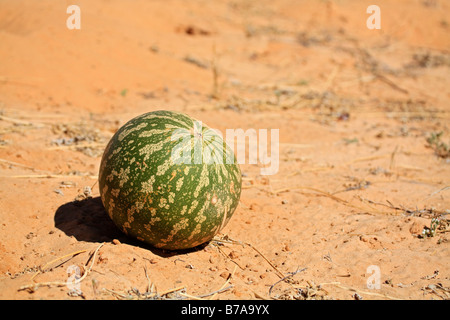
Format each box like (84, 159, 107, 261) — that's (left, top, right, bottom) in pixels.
(269, 267, 307, 297)
(247, 243, 285, 279)
(326, 283, 403, 300)
(273, 185, 384, 214)
(103, 288, 129, 299)
(374, 73, 409, 95)
(357, 196, 448, 217)
(0, 114, 45, 127)
(425, 186, 450, 199)
(277, 184, 408, 216)
(104, 284, 187, 300)
(390, 145, 398, 170)
(211, 235, 285, 279)
(423, 283, 450, 300)
(46, 142, 106, 151)
(158, 285, 186, 297)
(179, 292, 207, 300)
(209, 265, 237, 300)
(179, 284, 233, 300)
(143, 264, 155, 295)
(347, 153, 390, 164)
(0, 158, 38, 171)
(31, 249, 88, 281)
(19, 243, 104, 293)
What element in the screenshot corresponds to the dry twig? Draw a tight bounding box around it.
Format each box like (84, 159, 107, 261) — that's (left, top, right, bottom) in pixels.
(268, 267, 307, 297)
(19, 243, 104, 293)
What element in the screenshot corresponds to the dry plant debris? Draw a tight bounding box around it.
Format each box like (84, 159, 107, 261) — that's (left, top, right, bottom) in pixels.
(51, 122, 106, 157)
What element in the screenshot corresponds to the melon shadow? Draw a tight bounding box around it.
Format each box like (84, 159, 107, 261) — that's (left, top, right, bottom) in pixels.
(53, 197, 207, 256)
(54, 197, 122, 243)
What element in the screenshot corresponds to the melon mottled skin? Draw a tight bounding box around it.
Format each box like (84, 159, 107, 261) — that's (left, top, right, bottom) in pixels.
(99, 110, 241, 250)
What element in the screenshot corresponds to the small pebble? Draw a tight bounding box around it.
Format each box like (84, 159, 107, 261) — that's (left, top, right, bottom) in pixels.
(53, 189, 64, 196)
(353, 293, 363, 300)
(112, 239, 121, 245)
(228, 251, 239, 259)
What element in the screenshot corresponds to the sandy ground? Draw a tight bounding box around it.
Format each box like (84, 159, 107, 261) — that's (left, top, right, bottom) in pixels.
(0, 0, 449, 300)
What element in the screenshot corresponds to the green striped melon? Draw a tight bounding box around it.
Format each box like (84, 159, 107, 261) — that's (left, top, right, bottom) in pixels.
(99, 110, 242, 250)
